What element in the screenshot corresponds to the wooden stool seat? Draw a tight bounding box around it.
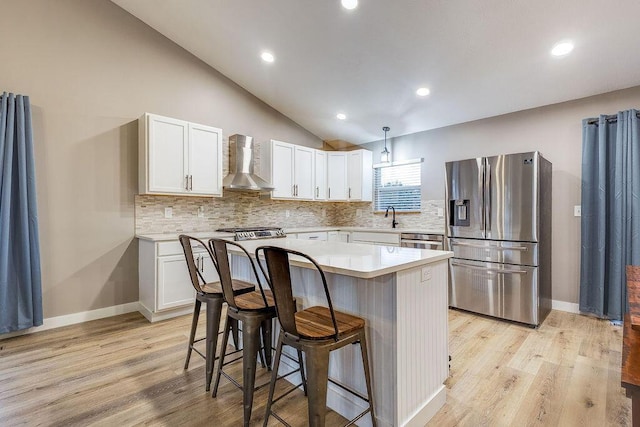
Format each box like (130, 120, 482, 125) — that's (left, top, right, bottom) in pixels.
(235, 289, 276, 311)
(201, 279, 254, 295)
(295, 306, 365, 340)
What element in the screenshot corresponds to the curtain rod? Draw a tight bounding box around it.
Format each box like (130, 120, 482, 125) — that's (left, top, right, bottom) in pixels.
(586, 112, 640, 125)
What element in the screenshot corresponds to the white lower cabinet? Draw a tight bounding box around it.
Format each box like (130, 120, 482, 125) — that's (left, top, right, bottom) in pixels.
(139, 239, 219, 322)
(327, 231, 350, 242)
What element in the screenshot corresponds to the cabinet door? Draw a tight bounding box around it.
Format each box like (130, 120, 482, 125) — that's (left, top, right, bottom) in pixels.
(327, 152, 348, 200)
(348, 151, 363, 200)
(294, 146, 315, 200)
(148, 115, 189, 194)
(314, 150, 327, 200)
(199, 253, 220, 284)
(188, 123, 222, 196)
(157, 255, 195, 310)
(271, 140, 295, 199)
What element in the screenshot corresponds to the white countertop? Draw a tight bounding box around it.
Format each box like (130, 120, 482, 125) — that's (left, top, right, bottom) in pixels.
(136, 226, 445, 242)
(231, 238, 452, 279)
(136, 231, 234, 242)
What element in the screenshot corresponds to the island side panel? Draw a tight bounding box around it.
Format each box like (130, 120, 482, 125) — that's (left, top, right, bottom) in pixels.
(395, 259, 449, 426)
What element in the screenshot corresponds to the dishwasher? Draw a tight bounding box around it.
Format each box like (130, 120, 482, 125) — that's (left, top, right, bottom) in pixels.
(400, 233, 444, 250)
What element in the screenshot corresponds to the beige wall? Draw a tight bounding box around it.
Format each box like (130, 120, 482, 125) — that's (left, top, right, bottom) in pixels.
(0, 0, 322, 318)
(364, 86, 640, 304)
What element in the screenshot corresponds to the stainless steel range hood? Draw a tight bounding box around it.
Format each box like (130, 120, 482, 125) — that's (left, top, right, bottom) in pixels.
(222, 134, 274, 192)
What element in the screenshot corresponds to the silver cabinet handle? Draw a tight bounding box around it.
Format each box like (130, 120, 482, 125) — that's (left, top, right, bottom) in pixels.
(316, 186, 319, 198)
(295, 184, 298, 197)
(348, 188, 351, 198)
(292, 185, 295, 197)
(328, 188, 331, 199)
(450, 261, 528, 274)
(450, 241, 528, 251)
(185, 175, 189, 190)
(308, 236, 319, 240)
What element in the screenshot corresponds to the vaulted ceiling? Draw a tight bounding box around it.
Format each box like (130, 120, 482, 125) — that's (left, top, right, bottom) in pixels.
(112, 0, 640, 144)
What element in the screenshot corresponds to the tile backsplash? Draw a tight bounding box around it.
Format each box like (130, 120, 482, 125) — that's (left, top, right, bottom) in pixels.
(135, 193, 445, 234)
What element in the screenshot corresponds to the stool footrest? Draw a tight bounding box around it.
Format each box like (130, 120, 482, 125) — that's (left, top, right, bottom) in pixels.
(328, 377, 370, 403)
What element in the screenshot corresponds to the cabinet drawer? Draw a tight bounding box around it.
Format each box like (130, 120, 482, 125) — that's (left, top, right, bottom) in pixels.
(157, 240, 208, 256)
(297, 231, 328, 241)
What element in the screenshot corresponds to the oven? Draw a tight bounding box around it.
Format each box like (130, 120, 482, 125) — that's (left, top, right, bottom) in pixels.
(400, 233, 444, 250)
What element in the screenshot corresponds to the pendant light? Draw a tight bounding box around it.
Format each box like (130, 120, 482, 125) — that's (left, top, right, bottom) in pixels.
(381, 126, 391, 163)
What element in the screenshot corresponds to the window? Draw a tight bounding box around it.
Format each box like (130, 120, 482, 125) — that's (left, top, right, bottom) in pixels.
(373, 159, 422, 212)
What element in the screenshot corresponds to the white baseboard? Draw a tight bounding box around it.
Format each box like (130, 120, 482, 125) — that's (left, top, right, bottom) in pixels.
(0, 302, 140, 340)
(552, 299, 580, 314)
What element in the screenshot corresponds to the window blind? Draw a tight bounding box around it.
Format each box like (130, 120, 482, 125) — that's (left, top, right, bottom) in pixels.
(374, 162, 421, 212)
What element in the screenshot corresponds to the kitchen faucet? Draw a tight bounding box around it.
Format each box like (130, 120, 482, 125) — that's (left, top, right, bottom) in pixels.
(385, 206, 399, 228)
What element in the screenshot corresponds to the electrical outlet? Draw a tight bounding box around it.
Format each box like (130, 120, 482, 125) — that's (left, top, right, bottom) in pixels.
(197, 206, 205, 218)
(437, 208, 444, 217)
(285, 210, 290, 218)
(574, 205, 581, 217)
(164, 207, 173, 219)
(356, 209, 362, 218)
(421, 266, 432, 282)
(321, 208, 326, 218)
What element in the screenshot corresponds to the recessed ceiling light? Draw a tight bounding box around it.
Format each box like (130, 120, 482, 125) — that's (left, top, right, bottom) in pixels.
(551, 41, 574, 57)
(416, 87, 430, 97)
(336, 113, 347, 120)
(341, 0, 358, 10)
(261, 51, 275, 63)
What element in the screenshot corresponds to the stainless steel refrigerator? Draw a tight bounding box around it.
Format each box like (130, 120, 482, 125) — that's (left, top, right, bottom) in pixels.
(445, 151, 552, 326)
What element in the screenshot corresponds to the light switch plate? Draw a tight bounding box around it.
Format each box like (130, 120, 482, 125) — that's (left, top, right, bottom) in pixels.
(437, 207, 444, 217)
(285, 210, 290, 218)
(421, 266, 432, 282)
(164, 207, 173, 219)
(574, 205, 581, 217)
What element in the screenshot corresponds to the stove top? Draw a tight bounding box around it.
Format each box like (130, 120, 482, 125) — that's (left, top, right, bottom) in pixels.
(216, 226, 286, 241)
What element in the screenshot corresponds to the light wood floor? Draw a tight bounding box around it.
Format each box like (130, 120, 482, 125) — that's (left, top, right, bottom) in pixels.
(429, 309, 630, 427)
(0, 309, 630, 426)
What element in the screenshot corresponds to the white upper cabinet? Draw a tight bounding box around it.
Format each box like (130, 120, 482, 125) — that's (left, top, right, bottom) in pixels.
(139, 113, 222, 196)
(327, 152, 348, 200)
(327, 149, 372, 201)
(265, 140, 315, 200)
(348, 150, 373, 201)
(314, 150, 327, 200)
(188, 123, 222, 195)
(271, 140, 295, 198)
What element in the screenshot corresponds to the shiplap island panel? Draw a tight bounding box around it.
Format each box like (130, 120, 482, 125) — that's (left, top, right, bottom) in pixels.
(228, 238, 452, 427)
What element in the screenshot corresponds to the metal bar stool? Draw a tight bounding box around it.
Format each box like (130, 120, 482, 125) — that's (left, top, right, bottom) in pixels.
(179, 235, 254, 392)
(210, 238, 302, 427)
(256, 245, 377, 427)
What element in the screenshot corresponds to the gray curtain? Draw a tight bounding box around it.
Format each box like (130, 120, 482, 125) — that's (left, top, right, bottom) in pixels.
(580, 109, 640, 320)
(0, 92, 43, 333)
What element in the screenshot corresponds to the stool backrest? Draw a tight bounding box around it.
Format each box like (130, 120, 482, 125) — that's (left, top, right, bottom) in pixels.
(208, 238, 269, 310)
(256, 246, 340, 341)
(178, 235, 214, 295)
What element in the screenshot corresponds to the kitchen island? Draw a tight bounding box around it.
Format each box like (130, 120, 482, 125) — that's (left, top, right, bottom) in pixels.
(228, 238, 452, 427)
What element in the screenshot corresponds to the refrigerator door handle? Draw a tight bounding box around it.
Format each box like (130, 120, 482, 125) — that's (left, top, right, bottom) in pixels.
(450, 261, 528, 275)
(450, 241, 529, 251)
(485, 158, 491, 234)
